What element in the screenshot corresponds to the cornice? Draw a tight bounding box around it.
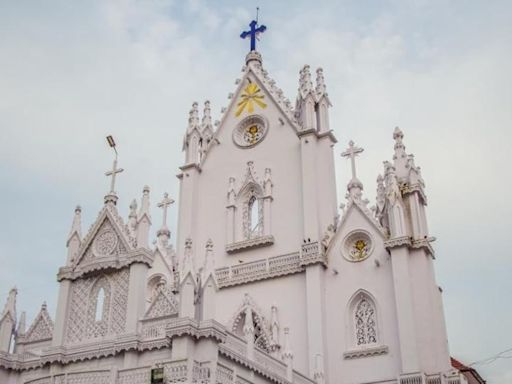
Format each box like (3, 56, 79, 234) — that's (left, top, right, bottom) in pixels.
(57, 249, 154, 281)
(226, 235, 274, 254)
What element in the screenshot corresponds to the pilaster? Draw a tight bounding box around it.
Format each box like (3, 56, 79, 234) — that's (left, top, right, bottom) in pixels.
(51, 279, 71, 347)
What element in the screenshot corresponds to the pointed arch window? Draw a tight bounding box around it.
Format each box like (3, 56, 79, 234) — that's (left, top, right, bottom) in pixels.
(248, 195, 261, 236)
(95, 288, 105, 322)
(354, 296, 377, 346)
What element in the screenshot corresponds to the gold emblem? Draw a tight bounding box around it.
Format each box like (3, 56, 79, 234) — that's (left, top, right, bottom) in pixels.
(235, 82, 267, 117)
(352, 240, 368, 260)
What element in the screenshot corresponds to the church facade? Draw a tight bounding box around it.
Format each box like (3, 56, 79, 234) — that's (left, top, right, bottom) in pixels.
(0, 23, 467, 384)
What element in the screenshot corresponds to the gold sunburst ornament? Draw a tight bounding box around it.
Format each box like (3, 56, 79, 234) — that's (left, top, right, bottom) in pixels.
(235, 82, 267, 117)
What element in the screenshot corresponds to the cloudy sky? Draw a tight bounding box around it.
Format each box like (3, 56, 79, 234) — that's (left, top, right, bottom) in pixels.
(0, 0, 510, 382)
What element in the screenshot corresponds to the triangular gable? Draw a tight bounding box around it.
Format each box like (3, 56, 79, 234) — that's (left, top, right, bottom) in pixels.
(144, 288, 179, 319)
(330, 200, 387, 255)
(74, 205, 135, 267)
(25, 305, 54, 343)
(201, 61, 300, 164)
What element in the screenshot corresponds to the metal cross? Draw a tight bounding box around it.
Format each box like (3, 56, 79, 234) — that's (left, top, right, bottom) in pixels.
(341, 140, 364, 180)
(240, 19, 267, 52)
(157, 192, 174, 228)
(105, 158, 124, 194)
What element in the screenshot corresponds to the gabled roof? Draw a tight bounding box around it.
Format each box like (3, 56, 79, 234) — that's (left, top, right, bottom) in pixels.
(24, 303, 54, 343)
(200, 57, 300, 165)
(73, 204, 136, 267)
(144, 287, 179, 320)
(337, 198, 387, 239)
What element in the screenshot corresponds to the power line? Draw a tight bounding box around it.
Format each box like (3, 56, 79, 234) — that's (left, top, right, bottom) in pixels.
(469, 347, 512, 366)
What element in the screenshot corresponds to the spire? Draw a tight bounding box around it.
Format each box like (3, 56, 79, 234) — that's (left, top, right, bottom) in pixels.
(316, 67, 327, 96)
(270, 304, 280, 351)
(392, 127, 408, 178)
(243, 304, 255, 359)
(128, 199, 138, 234)
(1, 288, 17, 322)
(299, 65, 314, 98)
(375, 174, 386, 222)
(136, 186, 151, 249)
(202, 239, 216, 286)
(0, 287, 17, 353)
(341, 140, 364, 200)
(201, 101, 214, 149)
(157, 192, 174, 244)
(187, 102, 200, 133)
(17, 311, 26, 336)
(66, 205, 82, 246)
(180, 238, 195, 282)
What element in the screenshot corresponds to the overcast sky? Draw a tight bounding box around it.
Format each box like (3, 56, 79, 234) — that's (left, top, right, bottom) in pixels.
(0, 0, 511, 382)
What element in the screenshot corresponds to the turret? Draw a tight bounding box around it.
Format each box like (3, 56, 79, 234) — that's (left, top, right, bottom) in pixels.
(0, 288, 17, 353)
(183, 102, 202, 165)
(66, 205, 82, 264)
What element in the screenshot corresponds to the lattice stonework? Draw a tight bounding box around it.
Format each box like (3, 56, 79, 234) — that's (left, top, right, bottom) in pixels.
(355, 297, 377, 346)
(65, 268, 130, 344)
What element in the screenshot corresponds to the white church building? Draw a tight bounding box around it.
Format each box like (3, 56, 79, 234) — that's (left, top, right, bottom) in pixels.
(0, 20, 468, 384)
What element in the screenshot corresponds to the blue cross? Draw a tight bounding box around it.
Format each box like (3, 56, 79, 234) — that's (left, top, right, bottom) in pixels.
(240, 20, 267, 52)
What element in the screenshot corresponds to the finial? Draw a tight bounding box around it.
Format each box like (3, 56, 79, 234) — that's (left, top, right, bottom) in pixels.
(188, 102, 200, 131)
(157, 192, 174, 241)
(67, 205, 82, 246)
(138, 185, 151, 222)
(240, 16, 267, 53)
(202, 100, 212, 127)
(341, 140, 364, 199)
(316, 67, 326, 95)
(299, 65, 314, 96)
(181, 238, 195, 282)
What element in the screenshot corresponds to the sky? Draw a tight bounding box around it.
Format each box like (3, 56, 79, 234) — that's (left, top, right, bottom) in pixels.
(0, 0, 511, 382)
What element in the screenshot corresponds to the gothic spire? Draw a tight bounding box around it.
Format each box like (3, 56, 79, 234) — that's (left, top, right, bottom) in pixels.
(202, 239, 216, 287)
(392, 127, 409, 179)
(316, 67, 327, 96)
(128, 199, 138, 234)
(180, 238, 195, 283)
(1, 288, 16, 322)
(299, 65, 314, 98)
(66, 205, 82, 247)
(187, 102, 200, 133)
(17, 311, 26, 336)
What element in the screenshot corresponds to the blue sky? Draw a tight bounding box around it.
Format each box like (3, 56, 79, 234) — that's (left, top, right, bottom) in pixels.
(1, 1, 511, 382)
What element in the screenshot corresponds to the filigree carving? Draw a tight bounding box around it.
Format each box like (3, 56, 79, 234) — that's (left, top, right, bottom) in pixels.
(65, 269, 129, 344)
(355, 297, 377, 346)
(24, 304, 54, 343)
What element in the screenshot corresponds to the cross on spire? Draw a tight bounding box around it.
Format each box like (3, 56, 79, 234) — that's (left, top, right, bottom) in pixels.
(341, 140, 364, 180)
(240, 17, 267, 52)
(157, 192, 174, 229)
(105, 158, 124, 195)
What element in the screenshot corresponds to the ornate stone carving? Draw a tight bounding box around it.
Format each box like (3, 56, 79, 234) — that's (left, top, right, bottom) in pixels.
(93, 229, 118, 257)
(65, 269, 129, 344)
(144, 283, 179, 319)
(24, 303, 53, 343)
(354, 297, 377, 346)
(342, 231, 373, 262)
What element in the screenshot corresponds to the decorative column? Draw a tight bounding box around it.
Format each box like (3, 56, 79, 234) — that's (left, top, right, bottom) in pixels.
(262, 168, 273, 237)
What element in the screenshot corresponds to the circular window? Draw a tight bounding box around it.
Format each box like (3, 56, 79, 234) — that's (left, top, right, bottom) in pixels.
(94, 230, 118, 257)
(233, 115, 268, 148)
(342, 230, 373, 262)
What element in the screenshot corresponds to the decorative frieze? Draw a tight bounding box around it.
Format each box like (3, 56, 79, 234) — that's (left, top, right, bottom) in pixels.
(343, 345, 388, 359)
(299, 242, 327, 267)
(226, 235, 274, 254)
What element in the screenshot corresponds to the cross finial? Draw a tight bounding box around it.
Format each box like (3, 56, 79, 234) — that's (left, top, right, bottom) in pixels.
(105, 158, 123, 194)
(341, 140, 364, 180)
(157, 192, 174, 229)
(240, 15, 267, 52)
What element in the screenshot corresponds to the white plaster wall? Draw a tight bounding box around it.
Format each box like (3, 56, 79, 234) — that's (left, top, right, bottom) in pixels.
(324, 206, 402, 383)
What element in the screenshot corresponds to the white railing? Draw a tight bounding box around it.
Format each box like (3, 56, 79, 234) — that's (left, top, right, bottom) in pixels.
(215, 252, 302, 288)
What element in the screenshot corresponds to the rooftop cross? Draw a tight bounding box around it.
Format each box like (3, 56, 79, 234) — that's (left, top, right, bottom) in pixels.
(157, 192, 174, 229)
(105, 158, 123, 194)
(341, 140, 364, 180)
(240, 14, 267, 52)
